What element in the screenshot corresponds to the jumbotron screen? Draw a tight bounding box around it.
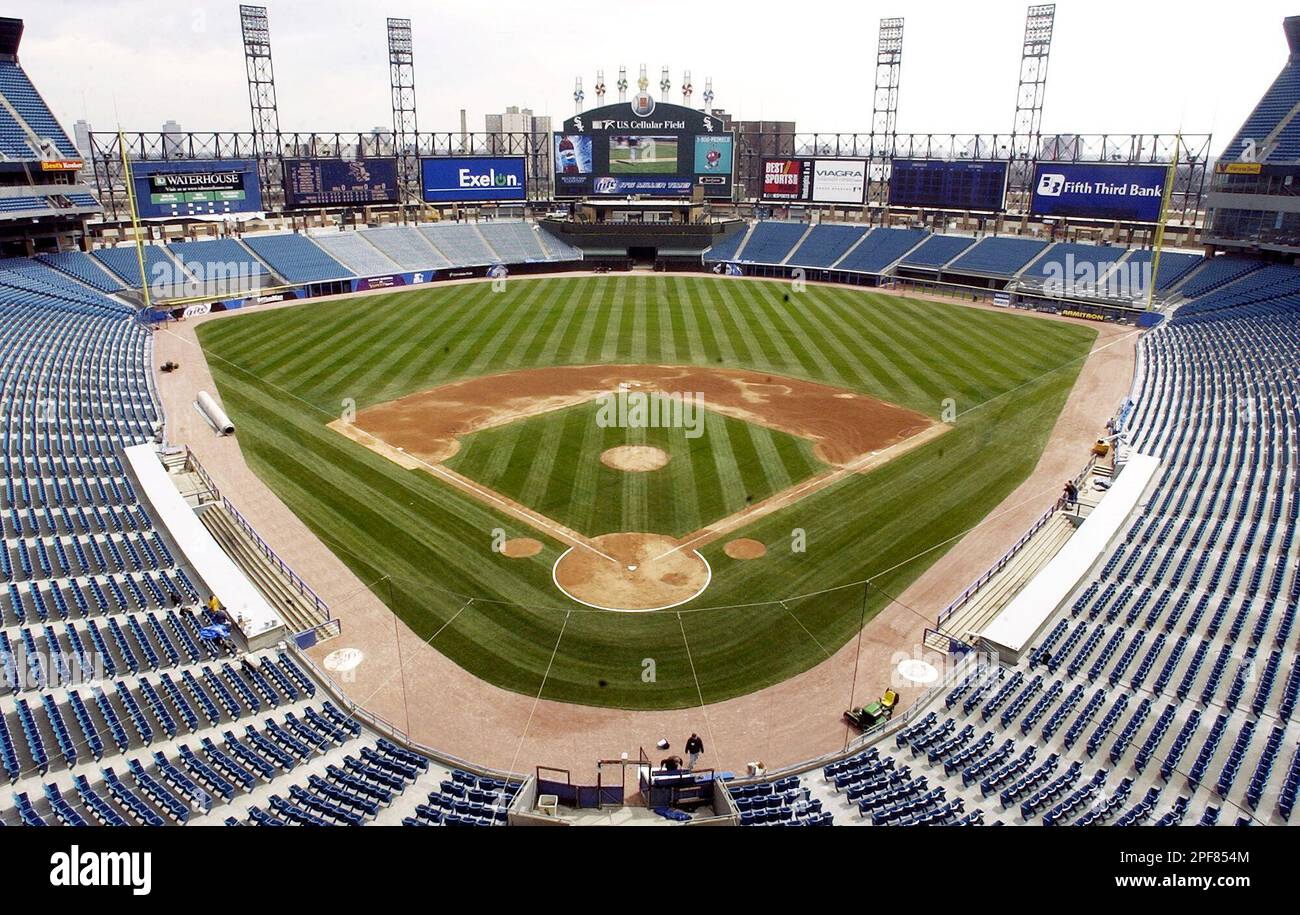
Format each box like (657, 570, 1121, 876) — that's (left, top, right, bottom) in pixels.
(554, 97, 733, 198)
(888, 159, 1009, 211)
(282, 157, 400, 208)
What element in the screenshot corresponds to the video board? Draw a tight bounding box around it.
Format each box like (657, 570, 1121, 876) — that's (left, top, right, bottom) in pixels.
(131, 159, 262, 218)
(760, 158, 867, 204)
(554, 98, 733, 198)
(282, 157, 400, 208)
(420, 156, 527, 203)
(1029, 162, 1170, 222)
(888, 159, 1008, 211)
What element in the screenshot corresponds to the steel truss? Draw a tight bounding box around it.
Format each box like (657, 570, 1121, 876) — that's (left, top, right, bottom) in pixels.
(88, 130, 1212, 224)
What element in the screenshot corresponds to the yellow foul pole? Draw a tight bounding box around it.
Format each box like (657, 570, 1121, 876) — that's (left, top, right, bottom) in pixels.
(118, 129, 152, 312)
(1146, 132, 1182, 312)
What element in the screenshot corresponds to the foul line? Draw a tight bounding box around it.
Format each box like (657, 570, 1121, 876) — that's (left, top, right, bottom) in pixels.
(676, 612, 719, 766)
(504, 609, 572, 782)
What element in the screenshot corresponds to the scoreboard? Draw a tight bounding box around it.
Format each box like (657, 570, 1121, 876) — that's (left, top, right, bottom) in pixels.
(132, 159, 262, 218)
(888, 159, 1008, 211)
(554, 98, 733, 199)
(282, 157, 400, 208)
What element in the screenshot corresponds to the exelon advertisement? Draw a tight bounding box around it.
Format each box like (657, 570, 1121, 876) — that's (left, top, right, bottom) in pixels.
(420, 156, 527, 203)
(1029, 162, 1170, 222)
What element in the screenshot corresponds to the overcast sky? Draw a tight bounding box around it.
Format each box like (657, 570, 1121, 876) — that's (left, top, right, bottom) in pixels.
(11, 0, 1294, 154)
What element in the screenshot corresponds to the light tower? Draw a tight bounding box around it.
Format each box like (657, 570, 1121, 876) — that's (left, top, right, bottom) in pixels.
(239, 5, 281, 206)
(870, 17, 904, 209)
(1009, 2, 1056, 210)
(681, 70, 693, 108)
(617, 66, 628, 103)
(573, 77, 585, 115)
(702, 77, 714, 111)
(387, 18, 418, 206)
(659, 67, 671, 102)
(595, 69, 606, 106)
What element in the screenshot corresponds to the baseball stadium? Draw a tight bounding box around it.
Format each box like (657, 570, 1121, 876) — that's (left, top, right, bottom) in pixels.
(0, 1, 1294, 866)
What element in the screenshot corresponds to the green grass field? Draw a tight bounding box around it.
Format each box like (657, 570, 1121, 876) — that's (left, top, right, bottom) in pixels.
(196, 275, 1097, 709)
(446, 396, 825, 538)
(609, 138, 678, 173)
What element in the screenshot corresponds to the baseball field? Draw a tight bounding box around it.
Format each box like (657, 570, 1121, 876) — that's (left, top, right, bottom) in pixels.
(196, 274, 1097, 709)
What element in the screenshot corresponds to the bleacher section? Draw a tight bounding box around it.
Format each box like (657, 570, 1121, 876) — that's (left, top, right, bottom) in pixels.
(535, 227, 582, 262)
(741, 271, 1300, 826)
(701, 226, 749, 263)
(35, 251, 124, 293)
(786, 224, 868, 268)
(900, 234, 976, 270)
(419, 224, 497, 266)
(477, 221, 550, 263)
(309, 232, 402, 278)
(92, 245, 190, 297)
(0, 60, 78, 158)
(1173, 256, 1265, 298)
(1224, 34, 1300, 164)
(1122, 250, 1203, 292)
(836, 227, 928, 274)
(0, 257, 523, 827)
(167, 239, 272, 298)
(358, 226, 451, 271)
(241, 234, 355, 285)
(946, 236, 1050, 278)
(733, 221, 809, 264)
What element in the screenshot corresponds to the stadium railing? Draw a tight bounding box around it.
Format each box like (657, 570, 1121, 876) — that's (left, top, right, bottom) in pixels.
(180, 446, 330, 624)
(931, 452, 1101, 640)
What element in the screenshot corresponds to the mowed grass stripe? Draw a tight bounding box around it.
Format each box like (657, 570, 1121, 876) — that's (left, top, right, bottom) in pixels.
(198, 275, 1097, 709)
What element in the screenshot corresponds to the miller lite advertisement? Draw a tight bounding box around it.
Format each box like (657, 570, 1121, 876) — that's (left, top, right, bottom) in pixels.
(553, 100, 733, 199)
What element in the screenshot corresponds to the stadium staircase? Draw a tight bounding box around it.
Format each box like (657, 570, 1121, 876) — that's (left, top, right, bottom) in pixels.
(728, 222, 759, 261)
(195, 503, 328, 637)
(779, 224, 817, 265)
(472, 224, 503, 263)
(828, 228, 876, 269)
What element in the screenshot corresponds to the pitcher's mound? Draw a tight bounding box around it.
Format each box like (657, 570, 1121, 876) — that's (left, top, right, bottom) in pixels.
(724, 538, 766, 560)
(600, 445, 670, 472)
(553, 532, 710, 611)
(501, 538, 543, 558)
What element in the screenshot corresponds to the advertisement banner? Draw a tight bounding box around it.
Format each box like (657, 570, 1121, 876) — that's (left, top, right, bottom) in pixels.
(1029, 162, 1169, 222)
(132, 159, 262, 218)
(811, 159, 867, 204)
(762, 159, 807, 200)
(694, 135, 733, 175)
(552, 101, 733, 198)
(889, 159, 1008, 211)
(761, 158, 865, 203)
(420, 157, 527, 203)
(282, 157, 400, 208)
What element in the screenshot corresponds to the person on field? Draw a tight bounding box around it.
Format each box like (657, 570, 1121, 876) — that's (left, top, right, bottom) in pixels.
(685, 733, 704, 769)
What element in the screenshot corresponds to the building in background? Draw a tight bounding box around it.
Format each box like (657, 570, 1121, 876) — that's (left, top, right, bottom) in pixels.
(162, 119, 182, 156)
(73, 119, 92, 158)
(710, 110, 797, 201)
(485, 105, 551, 200)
